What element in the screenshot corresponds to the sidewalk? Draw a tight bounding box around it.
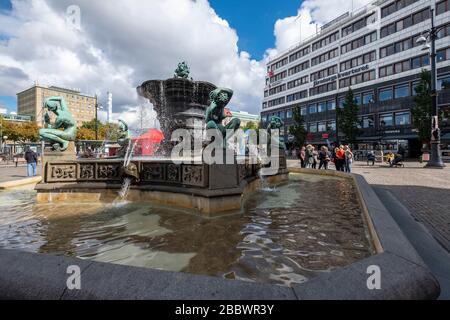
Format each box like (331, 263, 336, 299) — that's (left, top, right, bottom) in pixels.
(0, 165, 42, 183)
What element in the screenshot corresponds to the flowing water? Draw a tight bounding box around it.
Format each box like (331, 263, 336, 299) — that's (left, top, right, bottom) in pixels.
(0, 173, 374, 286)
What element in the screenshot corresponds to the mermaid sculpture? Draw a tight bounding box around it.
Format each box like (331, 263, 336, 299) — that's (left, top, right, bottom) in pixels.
(39, 97, 77, 151)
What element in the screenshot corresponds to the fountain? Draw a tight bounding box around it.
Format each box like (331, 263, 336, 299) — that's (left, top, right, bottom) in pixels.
(35, 63, 288, 216)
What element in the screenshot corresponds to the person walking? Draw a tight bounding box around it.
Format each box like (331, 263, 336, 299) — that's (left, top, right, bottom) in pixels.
(24, 146, 38, 177)
(312, 147, 319, 169)
(344, 145, 354, 173)
(300, 146, 306, 168)
(336, 145, 345, 172)
(319, 146, 331, 170)
(305, 145, 314, 168)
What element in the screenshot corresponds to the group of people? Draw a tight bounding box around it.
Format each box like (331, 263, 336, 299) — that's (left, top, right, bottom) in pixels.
(299, 144, 354, 173)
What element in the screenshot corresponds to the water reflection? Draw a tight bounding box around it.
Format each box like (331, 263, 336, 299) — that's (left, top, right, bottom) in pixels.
(0, 173, 373, 286)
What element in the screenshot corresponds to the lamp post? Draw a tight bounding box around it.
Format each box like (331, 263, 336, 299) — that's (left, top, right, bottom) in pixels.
(94, 95, 103, 141)
(416, 7, 446, 168)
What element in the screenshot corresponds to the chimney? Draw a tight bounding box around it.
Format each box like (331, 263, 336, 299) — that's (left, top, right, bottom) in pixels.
(107, 91, 113, 123)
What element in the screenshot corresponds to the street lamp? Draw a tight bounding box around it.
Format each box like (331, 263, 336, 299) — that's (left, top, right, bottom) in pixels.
(416, 7, 446, 168)
(94, 95, 104, 141)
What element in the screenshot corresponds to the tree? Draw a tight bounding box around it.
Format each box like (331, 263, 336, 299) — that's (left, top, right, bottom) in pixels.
(337, 88, 360, 144)
(411, 70, 433, 146)
(243, 121, 260, 133)
(76, 127, 96, 140)
(289, 107, 307, 148)
(0, 119, 39, 144)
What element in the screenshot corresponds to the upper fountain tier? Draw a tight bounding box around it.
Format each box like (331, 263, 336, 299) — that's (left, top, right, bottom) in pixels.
(136, 63, 217, 155)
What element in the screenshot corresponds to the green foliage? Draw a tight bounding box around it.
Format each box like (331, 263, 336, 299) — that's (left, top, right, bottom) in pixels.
(78, 120, 121, 141)
(289, 107, 307, 148)
(412, 70, 432, 144)
(0, 116, 39, 143)
(337, 88, 360, 144)
(243, 121, 260, 133)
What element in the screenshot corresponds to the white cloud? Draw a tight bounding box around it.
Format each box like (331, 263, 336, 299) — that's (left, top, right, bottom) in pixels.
(269, 0, 373, 55)
(0, 0, 379, 127)
(0, 0, 266, 129)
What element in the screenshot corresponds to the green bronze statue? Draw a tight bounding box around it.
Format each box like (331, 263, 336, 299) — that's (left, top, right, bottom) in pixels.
(206, 88, 241, 142)
(174, 61, 190, 79)
(39, 96, 77, 151)
(267, 116, 285, 151)
(117, 119, 131, 157)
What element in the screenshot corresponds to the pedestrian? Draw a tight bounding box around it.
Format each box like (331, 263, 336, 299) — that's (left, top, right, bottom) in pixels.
(24, 146, 38, 177)
(305, 145, 314, 168)
(300, 146, 306, 168)
(312, 146, 319, 169)
(344, 145, 354, 173)
(319, 146, 331, 170)
(336, 145, 345, 172)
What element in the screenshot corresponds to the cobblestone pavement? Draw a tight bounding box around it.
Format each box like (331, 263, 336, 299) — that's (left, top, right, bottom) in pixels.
(288, 160, 450, 252)
(0, 165, 42, 183)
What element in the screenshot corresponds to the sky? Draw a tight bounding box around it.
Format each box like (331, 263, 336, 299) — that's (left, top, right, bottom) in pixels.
(0, 0, 373, 126)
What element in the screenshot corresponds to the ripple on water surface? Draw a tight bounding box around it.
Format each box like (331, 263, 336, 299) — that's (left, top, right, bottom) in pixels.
(0, 173, 374, 286)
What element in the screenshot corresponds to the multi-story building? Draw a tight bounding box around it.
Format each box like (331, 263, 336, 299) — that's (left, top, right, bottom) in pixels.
(261, 0, 450, 158)
(17, 85, 97, 127)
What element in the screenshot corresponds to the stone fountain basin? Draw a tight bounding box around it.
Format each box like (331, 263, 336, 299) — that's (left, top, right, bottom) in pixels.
(0, 168, 440, 300)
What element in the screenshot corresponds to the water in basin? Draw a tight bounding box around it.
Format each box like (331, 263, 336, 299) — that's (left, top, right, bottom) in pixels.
(0, 173, 374, 286)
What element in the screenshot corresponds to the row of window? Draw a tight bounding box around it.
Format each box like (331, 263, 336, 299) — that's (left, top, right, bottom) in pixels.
(339, 70, 376, 88)
(309, 81, 337, 97)
(312, 31, 340, 52)
(268, 3, 442, 77)
(437, 47, 450, 63)
(311, 48, 339, 67)
(267, 97, 285, 108)
(266, 84, 286, 97)
(381, 7, 430, 38)
(340, 51, 376, 72)
(269, 70, 287, 84)
(288, 61, 310, 76)
(380, 33, 423, 59)
(286, 90, 308, 103)
(287, 76, 309, 90)
(358, 111, 411, 129)
(311, 65, 338, 82)
(342, 13, 376, 37)
(381, 0, 419, 19)
(341, 31, 377, 55)
(437, 0, 450, 15)
(379, 53, 430, 78)
(289, 46, 310, 63)
(308, 121, 337, 133)
(270, 57, 288, 71)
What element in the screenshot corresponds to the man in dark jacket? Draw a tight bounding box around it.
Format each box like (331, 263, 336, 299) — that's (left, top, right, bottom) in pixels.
(24, 147, 38, 177)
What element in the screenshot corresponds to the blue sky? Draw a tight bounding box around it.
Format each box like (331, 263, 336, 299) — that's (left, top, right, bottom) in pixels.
(210, 0, 302, 59)
(0, 0, 305, 115)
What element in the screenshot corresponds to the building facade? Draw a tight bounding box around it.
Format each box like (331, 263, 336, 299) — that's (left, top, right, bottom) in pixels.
(261, 0, 450, 158)
(17, 85, 97, 127)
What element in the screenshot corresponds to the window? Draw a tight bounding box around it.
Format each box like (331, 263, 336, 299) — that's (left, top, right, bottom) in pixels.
(318, 102, 326, 113)
(309, 123, 318, 133)
(327, 121, 336, 131)
(327, 100, 336, 110)
(412, 81, 420, 96)
(438, 75, 450, 90)
(309, 104, 317, 114)
(437, 0, 450, 15)
(340, 51, 376, 72)
(395, 112, 411, 126)
(354, 94, 362, 105)
(312, 31, 339, 51)
(363, 92, 374, 104)
(289, 46, 310, 63)
(318, 122, 327, 132)
(301, 107, 307, 116)
(286, 109, 293, 119)
(341, 13, 376, 37)
(338, 97, 345, 108)
(341, 31, 377, 55)
(380, 113, 394, 127)
(394, 84, 410, 98)
(361, 115, 375, 128)
(288, 61, 310, 76)
(380, 7, 430, 38)
(310, 82, 337, 96)
(379, 88, 393, 101)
